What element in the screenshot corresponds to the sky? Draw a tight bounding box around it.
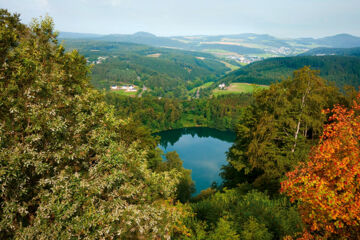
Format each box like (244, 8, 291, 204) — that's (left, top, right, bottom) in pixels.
(1, 0, 360, 38)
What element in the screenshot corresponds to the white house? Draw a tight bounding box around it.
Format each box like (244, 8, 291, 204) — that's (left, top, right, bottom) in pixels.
(111, 85, 137, 92)
(125, 85, 136, 92)
(219, 83, 226, 90)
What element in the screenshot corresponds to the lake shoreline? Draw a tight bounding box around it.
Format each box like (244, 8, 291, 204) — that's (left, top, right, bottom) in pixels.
(155, 127, 235, 195)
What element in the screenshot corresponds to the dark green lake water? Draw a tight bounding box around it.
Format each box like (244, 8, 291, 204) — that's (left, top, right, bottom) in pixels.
(155, 127, 236, 195)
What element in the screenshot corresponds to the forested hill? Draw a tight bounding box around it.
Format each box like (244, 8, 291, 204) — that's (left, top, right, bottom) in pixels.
(219, 55, 360, 89)
(60, 32, 278, 54)
(313, 33, 360, 48)
(62, 40, 231, 97)
(299, 47, 360, 57)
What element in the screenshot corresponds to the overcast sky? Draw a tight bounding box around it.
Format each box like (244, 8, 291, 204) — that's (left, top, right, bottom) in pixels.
(1, 0, 360, 38)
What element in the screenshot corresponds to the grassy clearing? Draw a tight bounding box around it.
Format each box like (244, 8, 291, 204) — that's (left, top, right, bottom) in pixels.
(221, 61, 240, 72)
(111, 90, 138, 97)
(202, 49, 234, 54)
(213, 83, 268, 96)
(146, 53, 161, 58)
(189, 82, 214, 94)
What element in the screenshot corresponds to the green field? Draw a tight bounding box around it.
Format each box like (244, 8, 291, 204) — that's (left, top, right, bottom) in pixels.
(112, 90, 138, 96)
(189, 82, 214, 94)
(213, 82, 268, 96)
(221, 61, 240, 72)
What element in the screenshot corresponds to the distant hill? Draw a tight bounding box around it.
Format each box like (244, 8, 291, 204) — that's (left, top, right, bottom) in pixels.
(58, 32, 104, 39)
(196, 44, 265, 54)
(316, 34, 360, 48)
(299, 47, 360, 57)
(62, 40, 230, 97)
(59, 32, 360, 57)
(97, 32, 188, 49)
(219, 55, 360, 89)
(292, 34, 360, 48)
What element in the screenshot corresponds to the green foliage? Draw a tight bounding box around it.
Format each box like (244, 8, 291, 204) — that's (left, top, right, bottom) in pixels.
(159, 152, 195, 203)
(233, 191, 302, 239)
(299, 46, 360, 57)
(63, 39, 230, 98)
(208, 218, 239, 240)
(188, 190, 302, 239)
(224, 67, 346, 194)
(240, 217, 273, 240)
(191, 189, 240, 227)
(221, 56, 360, 90)
(0, 10, 186, 239)
(105, 93, 252, 132)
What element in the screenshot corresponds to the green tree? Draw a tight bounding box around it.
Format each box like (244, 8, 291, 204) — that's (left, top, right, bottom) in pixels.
(161, 151, 196, 203)
(209, 218, 239, 240)
(225, 67, 344, 194)
(0, 10, 184, 239)
(240, 217, 273, 240)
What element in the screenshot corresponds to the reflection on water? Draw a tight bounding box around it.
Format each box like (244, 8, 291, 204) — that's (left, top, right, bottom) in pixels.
(155, 127, 235, 195)
(155, 127, 236, 149)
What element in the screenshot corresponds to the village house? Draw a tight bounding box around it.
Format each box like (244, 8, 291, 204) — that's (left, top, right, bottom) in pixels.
(111, 85, 137, 92)
(218, 83, 226, 90)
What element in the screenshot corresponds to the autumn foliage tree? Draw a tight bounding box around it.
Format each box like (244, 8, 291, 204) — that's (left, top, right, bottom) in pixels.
(281, 93, 360, 239)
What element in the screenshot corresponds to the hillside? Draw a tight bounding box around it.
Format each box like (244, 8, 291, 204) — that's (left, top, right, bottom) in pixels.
(62, 40, 230, 97)
(291, 34, 360, 48)
(219, 55, 360, 89)
(299, 47, 360, 57)
(315, 34, 360, 48)
(60, 32, 360, 62)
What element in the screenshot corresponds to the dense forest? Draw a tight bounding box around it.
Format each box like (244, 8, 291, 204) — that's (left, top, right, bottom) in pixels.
(299, 46, 360, 57)
(1, 9, 360, 239)
(105, 93, 252, 131)
(220, 55, 360, 89)
(62, 40, 231, 98)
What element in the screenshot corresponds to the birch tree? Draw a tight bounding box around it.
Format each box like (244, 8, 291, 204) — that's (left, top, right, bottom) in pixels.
(226, 66, 343, 194)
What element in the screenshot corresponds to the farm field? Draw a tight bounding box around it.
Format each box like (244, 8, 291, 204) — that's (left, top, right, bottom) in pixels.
(111, 88, 138, 96)
(212, 82, 269, 96)
(221, 61, 240, 72)
(189, 82, 214, 94)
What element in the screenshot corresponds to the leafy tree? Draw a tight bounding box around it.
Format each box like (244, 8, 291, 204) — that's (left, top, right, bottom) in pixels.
(240, 216, 273, 240)
(232, 191, 302, 239)
(160, 151, 196, 203)
(208, 218, 239, 240)
(225, 67, 344, 194)
(0, 10, 185, 239)
(105, 92, 252, 132)
(281, 93, 360, 239)
(190, 189, 302, 239)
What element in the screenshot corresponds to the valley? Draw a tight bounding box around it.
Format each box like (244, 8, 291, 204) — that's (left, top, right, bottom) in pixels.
(61, 32, 360, 100)
(3, 5, 360, 239)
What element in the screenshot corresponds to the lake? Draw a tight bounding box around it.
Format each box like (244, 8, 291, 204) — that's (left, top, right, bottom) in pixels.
(155, 127, 236, 195)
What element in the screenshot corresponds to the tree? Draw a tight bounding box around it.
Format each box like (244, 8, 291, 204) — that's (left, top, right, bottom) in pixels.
(208, 218, 239, 240)
(224, 67, 344, 194)
(160, 151, 196, 203)
(281, 93, 360, 239)
(240, 217, 273, 240)
(0, 10, 184, 239)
